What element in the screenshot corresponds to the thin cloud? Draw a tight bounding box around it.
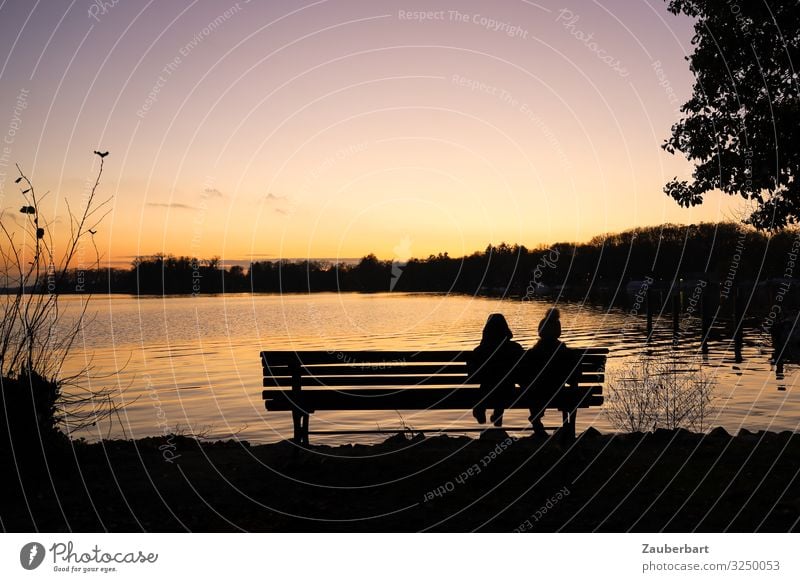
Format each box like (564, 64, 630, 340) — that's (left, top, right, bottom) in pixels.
(0, 209, 60, 226)
(146, 202, 197, 210)
(0, 211, 21, 226)
(203, 188, 223, 198)
(264, 192, 287, 202)
(263, 192, 291, 216)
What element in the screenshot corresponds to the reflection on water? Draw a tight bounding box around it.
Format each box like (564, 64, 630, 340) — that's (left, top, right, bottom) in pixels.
(59, 292, 799, 444)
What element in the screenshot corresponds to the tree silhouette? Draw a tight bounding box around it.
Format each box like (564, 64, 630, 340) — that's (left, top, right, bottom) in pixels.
(663, 0, 800, 228)
(9, 222, 800, 306)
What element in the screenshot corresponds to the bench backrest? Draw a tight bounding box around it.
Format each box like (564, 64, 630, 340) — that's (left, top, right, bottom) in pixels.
(262, 348, 607, 389)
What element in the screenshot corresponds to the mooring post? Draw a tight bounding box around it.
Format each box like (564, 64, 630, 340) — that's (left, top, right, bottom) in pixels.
(733, 286, 744, 362)
(672, 293, 680, 335)
(701, 281, 711, 353)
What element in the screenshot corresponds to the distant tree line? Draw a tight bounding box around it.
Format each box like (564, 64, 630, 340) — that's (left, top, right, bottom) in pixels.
(14, 223, 800, 300)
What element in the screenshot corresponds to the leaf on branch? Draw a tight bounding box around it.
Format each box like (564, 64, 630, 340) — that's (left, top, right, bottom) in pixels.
(19, 206, 35, 214)
(22, 189, 30, 194)
(14, 177, 22, 183)
(36, 227, 44, 239)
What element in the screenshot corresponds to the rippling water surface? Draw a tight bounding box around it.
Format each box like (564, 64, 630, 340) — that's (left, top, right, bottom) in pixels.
(60, 292, 799, 444)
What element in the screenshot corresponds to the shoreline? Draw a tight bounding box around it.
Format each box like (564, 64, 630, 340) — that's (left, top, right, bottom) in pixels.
(3, 427, 799, 532)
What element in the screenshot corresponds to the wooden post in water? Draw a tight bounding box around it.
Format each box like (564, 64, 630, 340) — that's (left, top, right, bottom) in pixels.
(672, 293, 680, 335)
(700, 283, 711, 354)
(734, 286, 744, 362)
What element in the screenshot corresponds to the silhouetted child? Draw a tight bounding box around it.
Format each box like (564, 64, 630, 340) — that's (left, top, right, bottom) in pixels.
(522, 308, 578, 436)
(467, 313, 523, 427)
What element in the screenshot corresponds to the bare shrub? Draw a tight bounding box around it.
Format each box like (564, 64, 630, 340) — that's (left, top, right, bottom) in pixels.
(0, 151, 118, 442)
(604, 352, 715, 433)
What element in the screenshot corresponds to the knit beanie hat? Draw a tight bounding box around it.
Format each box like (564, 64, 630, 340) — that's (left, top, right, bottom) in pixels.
(538, 308, 562, 340)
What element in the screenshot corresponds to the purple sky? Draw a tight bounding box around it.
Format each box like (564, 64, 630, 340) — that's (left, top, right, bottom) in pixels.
(0, 0, 738, 264)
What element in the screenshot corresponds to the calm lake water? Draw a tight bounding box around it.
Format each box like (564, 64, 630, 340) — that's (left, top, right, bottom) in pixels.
(59, 293, 799, 444)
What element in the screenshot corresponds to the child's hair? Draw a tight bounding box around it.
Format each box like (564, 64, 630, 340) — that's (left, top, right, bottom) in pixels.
(481, 313, 513, 344)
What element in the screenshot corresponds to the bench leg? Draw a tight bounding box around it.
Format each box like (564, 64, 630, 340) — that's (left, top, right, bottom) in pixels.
(292, 410, 301, 443)
(292, 410, 310, 445)
(300, 413, 309, 444)
(561, 409, 576, 441)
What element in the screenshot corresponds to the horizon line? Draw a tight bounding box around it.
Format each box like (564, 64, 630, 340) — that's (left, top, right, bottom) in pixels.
(94, 220, 778, 269)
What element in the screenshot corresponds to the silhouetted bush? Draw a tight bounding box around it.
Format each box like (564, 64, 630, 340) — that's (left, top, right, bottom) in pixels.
(605, 353, 715, 433)
(1, 153, 119, 470)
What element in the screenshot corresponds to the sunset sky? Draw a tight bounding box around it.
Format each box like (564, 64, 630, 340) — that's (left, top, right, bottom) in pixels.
(0, 0, 740, 267)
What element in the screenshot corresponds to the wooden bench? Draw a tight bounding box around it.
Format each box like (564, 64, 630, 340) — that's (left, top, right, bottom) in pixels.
(261, 348, 608, 444)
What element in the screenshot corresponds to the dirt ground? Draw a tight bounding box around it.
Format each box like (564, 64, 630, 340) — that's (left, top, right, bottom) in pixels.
(3, 427, 799, 532)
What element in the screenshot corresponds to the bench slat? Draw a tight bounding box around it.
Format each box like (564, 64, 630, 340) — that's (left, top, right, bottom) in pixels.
(262, 350, 468, 365)
(262, 387, 603, 412)
(263, 373, 604, 387)
(263, 385, 602, 399)
(264, 375, 476, 387)
(261, 348, 608, 366)
(263, 362, 605, 376)
(263, 364, 471, 376)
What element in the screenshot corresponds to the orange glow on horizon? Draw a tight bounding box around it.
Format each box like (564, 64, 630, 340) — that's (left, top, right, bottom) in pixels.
(0, 1, 739, 268)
